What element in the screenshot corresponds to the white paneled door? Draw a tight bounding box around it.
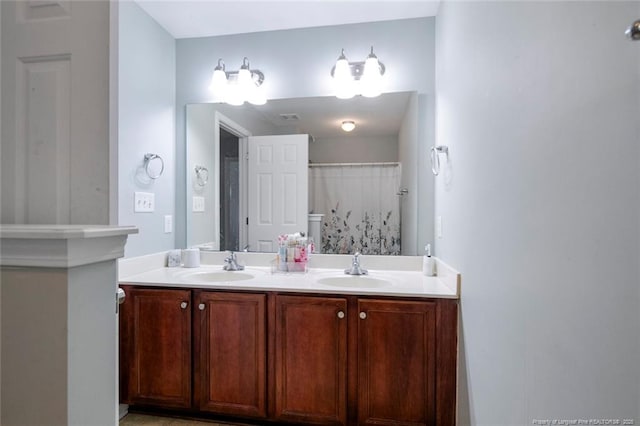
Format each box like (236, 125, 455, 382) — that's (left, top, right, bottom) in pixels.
(1, 1, 110, 224)
(248, 134, 308, 252)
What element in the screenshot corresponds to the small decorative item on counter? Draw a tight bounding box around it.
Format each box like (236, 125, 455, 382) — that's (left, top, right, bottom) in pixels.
(273, 232, 314, 273)
(182, 248, 201, 268)
(167, 249, 182, 267)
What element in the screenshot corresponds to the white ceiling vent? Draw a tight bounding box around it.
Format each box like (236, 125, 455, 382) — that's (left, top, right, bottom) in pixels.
(279, 113, 300, 121)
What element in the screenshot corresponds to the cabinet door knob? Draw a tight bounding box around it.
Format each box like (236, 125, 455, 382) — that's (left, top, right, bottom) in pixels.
(198, 303, 205, 311)
(337, 310, 345, 319)
(359, 312, 367, 320)
(180, 301, 188, 309)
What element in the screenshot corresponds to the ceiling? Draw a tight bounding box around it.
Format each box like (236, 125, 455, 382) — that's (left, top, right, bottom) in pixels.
(134, 0, 440, 39)
(248, 92, 412, 139)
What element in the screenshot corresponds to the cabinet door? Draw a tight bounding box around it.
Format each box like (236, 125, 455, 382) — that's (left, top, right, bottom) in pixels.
(275, 295, 347, 425)
(121, 288, 192, 408)
(358, 299, 437, 426)
(194, 291, 267, 418)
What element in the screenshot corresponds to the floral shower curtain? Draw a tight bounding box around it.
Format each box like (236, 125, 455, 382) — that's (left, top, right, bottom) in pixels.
(309, 163, 401, 255)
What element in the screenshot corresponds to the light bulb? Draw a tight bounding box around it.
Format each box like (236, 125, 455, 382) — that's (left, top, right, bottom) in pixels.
(333, 50, 355, 99)
(247, 82, 267, 106)
(361, 53, 382, 98)
(341, 121, 356, 132)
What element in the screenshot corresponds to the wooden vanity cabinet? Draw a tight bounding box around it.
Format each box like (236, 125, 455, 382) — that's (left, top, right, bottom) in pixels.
(119, 286, 458, 426)
(273, 295, 348, 425)
(119, 286, 192, 409)
(271, 295, 457, 426)
(193, 291, 267, 418)
(357, 299, 437, 426)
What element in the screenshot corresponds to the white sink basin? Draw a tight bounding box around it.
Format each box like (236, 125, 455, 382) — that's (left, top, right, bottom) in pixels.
(316, 275, 392, 288)
(185, 271, 255, 282)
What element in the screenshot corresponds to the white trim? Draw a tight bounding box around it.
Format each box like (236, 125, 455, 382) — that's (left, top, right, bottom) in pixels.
(213, 112, 252, 250)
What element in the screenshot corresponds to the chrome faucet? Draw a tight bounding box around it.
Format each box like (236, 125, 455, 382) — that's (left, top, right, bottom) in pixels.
(345, 252, 368, 276)
(223, 251, 244, 271)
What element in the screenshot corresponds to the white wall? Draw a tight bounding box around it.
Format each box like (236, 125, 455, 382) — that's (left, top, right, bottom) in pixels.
(309, 135, 398, 163)
(175, 17, 436, 250)
(118, 1, 176, 257)
(435, 2, 640, 424)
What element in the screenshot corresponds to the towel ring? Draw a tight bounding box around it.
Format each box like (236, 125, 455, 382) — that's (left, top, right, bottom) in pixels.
(195, 165, 209, 187)
(144, 153, 164, 179)
(430, 145, 449, 176)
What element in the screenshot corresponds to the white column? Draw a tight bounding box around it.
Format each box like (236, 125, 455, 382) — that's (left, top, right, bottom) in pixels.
(0, 225, 137, 426)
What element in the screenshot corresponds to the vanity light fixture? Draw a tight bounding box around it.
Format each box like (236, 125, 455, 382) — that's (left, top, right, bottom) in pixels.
(341, 120, 356, 132)
(331, 47, 386, 99)
(209, 57, 266, 106)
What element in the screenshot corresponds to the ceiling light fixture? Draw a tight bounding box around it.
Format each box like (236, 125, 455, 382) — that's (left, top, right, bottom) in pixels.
(330, 47, 386, 100)
(341, 120, 356, 132)
(209, 57, 266, 106)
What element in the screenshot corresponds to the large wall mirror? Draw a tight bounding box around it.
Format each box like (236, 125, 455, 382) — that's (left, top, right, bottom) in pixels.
(186, 91, 427, 255)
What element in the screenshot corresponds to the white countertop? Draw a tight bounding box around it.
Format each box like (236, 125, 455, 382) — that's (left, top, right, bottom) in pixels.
(119, 257, 459, 299)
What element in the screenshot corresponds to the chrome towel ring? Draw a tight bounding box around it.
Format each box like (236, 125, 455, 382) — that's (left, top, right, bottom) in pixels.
(144, 153, 164, 179)
(195, 165, 209, 187)
(430, 145, 449, 176)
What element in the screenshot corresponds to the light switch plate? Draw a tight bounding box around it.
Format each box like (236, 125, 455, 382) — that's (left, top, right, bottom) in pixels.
(193, 196, 205, 212)
(164, 215, 172, 233)
(436, 215, 443, 239)
(134, 192, 155, 212)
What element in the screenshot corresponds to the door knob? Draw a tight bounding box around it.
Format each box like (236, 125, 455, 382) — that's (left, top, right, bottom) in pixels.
(337, 311, 345, 319)
(359, 312, 367, 320)
(198, 303, 205, 311)
(180, 301, 188, 309)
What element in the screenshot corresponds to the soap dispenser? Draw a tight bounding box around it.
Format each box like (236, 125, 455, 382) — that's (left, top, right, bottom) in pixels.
(423, 244, 435, 276)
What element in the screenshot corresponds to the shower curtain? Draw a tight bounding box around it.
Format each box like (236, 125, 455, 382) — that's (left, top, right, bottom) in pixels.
(309, 163, 401, 255)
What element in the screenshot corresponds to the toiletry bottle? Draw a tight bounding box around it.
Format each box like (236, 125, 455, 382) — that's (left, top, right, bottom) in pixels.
(423, 244, 435, 276)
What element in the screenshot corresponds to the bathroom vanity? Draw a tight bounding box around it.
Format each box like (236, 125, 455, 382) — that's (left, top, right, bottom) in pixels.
(118, 253, 460, 426)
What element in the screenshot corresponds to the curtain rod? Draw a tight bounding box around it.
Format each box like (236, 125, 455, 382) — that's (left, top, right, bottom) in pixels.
(308, 162, 400, 168)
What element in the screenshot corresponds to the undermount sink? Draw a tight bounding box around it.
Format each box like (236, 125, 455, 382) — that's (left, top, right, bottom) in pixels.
(316, 275, 392, 288)
(186, 271, 255, 282)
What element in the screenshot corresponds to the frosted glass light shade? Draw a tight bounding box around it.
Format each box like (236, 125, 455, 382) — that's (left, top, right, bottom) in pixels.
(247, 83, 267, 105)
(333, 57, 355, 99)
(209, 69, 227, 91)
(360, 56, 382, 98)
(341, 120, 356, 132)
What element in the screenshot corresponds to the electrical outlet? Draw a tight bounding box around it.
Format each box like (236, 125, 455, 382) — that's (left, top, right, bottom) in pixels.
(134, 192, 155, 212)
(164, 215, 172, 233)
(193, 196, 205, 212)
(436, 215, 443, 239)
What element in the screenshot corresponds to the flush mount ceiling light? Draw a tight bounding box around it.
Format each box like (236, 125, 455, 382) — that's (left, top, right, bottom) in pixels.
(209, 57, 266, 106)
(341, 120, 356, 132)
(331, 47, 386, 99)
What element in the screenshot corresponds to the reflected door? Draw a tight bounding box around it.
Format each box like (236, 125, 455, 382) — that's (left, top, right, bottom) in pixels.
(247, 135, 308, 252)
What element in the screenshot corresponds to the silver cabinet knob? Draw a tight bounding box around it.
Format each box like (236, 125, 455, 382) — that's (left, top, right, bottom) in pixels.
(198, 303, 205, 311)
(359, 312, 367, 320)
(337, 311, 345, 319)
(180, 301, 188, 309)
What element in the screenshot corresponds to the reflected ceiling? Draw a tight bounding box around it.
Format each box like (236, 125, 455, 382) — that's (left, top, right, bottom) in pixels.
(248, 92, 412, 139)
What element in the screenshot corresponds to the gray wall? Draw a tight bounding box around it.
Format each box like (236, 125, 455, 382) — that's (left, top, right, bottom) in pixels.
(309, 135, 398, 163)
(176, 17, 436, 252)
(399, 92, 419, 255)
(118, 1, 176, 257)
(435, 2, 640, 424)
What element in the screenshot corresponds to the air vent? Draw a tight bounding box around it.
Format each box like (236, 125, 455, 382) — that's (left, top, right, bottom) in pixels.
(279, 113, 300, 121)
